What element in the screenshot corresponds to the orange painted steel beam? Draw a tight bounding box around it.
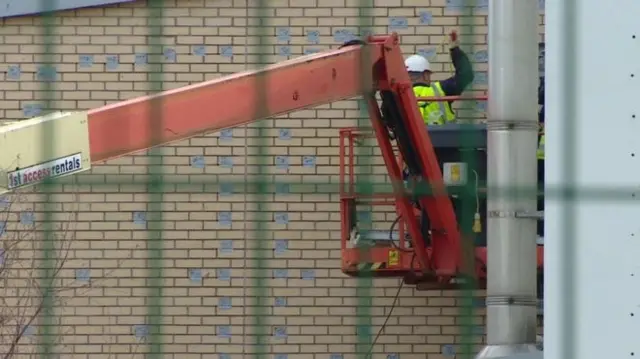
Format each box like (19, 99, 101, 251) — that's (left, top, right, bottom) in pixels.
(87, 44, 384, 163)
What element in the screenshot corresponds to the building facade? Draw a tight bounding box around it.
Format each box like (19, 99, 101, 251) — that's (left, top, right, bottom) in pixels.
(0, 0, 545, 358)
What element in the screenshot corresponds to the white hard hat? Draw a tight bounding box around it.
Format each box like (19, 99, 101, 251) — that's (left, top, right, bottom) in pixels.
(405, 54, 431, 73)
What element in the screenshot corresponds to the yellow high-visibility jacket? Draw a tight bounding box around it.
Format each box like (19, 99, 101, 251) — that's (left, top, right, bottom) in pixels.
(413, 82, 456, 125)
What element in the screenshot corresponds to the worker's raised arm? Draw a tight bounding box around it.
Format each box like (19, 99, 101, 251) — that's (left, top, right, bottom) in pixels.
(439, 31, 474, 97)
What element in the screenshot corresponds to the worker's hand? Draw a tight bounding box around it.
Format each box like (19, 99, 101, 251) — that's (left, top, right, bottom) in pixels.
(449, 30, 460, 49)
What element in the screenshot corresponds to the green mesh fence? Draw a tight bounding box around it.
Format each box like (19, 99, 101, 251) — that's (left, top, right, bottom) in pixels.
(0, 0, 515, 357)
(39, 1, 58, 357)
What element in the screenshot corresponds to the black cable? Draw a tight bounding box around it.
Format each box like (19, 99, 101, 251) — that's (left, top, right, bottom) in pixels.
(364, 252, 417, 358)
(338, 39, 365, 49)
(365, 269, 405, 358)
(389, 215, 412, 252)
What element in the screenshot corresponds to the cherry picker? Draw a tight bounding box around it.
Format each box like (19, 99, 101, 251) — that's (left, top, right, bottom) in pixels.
(0, 33, 544, 290)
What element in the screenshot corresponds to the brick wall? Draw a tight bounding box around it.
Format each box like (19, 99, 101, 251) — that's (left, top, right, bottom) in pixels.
(0, 0, 545, 358)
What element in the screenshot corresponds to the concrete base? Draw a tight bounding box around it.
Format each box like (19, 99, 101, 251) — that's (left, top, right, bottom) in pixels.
(475, 344, 542, 359)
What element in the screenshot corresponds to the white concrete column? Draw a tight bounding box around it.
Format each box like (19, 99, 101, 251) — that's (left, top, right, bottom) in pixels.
(476, 0, 540, 357)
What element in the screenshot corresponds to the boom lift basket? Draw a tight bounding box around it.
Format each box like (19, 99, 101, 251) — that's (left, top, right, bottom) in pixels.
(339, 97, 544, 290)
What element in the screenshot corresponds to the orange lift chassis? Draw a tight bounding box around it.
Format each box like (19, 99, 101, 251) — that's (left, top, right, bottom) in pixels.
(0, 33, 543, 289)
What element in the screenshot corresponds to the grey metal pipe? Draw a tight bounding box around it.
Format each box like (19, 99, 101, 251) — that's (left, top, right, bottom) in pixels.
(476, 0, 541, 358)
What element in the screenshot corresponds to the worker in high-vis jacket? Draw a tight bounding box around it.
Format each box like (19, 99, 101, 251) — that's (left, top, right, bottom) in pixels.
(404, 30, 474, 125)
